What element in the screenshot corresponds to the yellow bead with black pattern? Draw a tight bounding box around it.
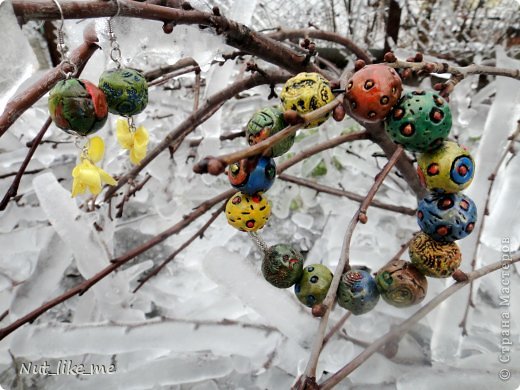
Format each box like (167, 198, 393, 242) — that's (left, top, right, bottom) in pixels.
(225, 191, 271, 232)
(280, 72, 334, 128)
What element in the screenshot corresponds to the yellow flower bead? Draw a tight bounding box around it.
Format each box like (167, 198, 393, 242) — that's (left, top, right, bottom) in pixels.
(225, 192, 271, 232)
(116, 118, 149, 165)
(87, 136, 105, 163)
(71, 159, 116, 197)
(71, 136, 116, 198)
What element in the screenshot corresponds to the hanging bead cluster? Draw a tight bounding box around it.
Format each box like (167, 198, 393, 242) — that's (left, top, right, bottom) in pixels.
(47, 15, 150, 198)
(224, 63, 478, 317)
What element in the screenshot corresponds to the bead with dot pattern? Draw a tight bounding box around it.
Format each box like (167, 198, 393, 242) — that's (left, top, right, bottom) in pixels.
(225, 192, 271, 232)
(294, 264, 333, 307)
(228, 157, 276, 195)
(337, 269, 380, 315)
(345, 64, 403, 123)
(417, 140, 475, 193)
(417, 192, 477, 242)
(246, 106, 294, 157)
(385, 90, 452, 152)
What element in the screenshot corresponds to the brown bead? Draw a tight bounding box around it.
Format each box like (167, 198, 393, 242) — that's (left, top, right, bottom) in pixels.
(375, 259, 428, 308)
(207, 158, 226, 175)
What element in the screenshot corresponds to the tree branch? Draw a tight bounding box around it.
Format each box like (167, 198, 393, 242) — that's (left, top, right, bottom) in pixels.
(133, 204, 225, 292)
(12, 0, 325, 76)
(267, 28, 372, 64)
(194, 97, 343, 175)
(299, 146, 404, 384)
(0, 189, 234, 341)
(103, 70, 292, 201)
(320, 252, 520, 389)
(278, 174, 416, 216)
(0, 23, 100, 138)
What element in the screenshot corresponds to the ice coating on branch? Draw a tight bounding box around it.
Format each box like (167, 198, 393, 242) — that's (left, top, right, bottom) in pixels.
(430, 47, 520, 363)
(33, 173, 143, 322)
(0, 2, 39, 110)
(203, 246, 317, 346)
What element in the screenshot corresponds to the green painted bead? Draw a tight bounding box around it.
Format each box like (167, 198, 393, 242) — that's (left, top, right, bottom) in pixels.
(246, 106, 293, 157)
(385, 91, 452, 152)
(98, 68, 148, 116)
(337, 269, 380, 315)
(417, 140, 475, 193)
(409, 232, 462, 277)
(294, 264, 333, 307)
(280, 72, 334, 128)
(262, 244, 304, 288)
(48, 78, 108, 136)
(375, 260, 428, 308)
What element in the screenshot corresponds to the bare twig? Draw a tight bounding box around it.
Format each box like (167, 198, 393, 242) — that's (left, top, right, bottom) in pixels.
(133, 204, 225, 292)
(148, 65, 200, 87)
(0, 189, 234, 341)
(320, 253, 520, 389)
(194, 97, 343, 174)
(299, 146, 404, 384)
(12, 0, 325, 76)
(276, 131, 369, 172)
(114, 174, 152, 218)
(322, 312, 352, 348)
(0, 118, 52, 211)
(103, 70, 292, 201)
(385, 57, 520, 96)
(267, 28, 372, 64)
(278, 174, 416, 216)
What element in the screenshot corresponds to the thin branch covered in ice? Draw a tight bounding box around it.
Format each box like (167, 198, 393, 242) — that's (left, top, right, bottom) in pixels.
(0, 23, 100, 138)
(299, 146, 405, 387)
(320, 252, 520, 389)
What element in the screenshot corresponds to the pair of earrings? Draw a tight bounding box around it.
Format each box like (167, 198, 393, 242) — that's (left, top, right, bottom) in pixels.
(47, 3, 149, 197)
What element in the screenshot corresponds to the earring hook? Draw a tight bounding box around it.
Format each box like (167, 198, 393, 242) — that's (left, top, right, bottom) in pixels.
(107, 0, 123, 68)
(51, 0, 77, 78)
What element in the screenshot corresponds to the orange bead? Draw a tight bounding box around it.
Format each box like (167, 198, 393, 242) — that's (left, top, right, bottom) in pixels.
(345, 64, 402, 123)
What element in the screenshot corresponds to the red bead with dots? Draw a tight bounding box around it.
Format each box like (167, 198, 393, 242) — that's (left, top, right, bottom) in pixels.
(345, 64, 403, 123)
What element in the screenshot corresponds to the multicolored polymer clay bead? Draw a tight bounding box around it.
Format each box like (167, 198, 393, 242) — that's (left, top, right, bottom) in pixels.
(280, 72, 334, 128)
(417, 140, 475, 193)
(417, 192, 477, 242)
(294, 264, 333, 307)
(345, 64, 402, 123)
(409, 232, 462, 278)
(385, 91, 452, 152)
(246, 106, 293, 157)
(375, 259, 427, 307)
(228, 157, 276, 195)
(98, 68, 148, 116)
(337, 269, 380, 315)
(262, 243, 304, 288)
(48, 79, 108, 136)
(225, 192, 271, 232)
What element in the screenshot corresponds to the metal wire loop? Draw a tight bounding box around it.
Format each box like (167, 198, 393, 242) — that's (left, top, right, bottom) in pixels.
(248, 232, 270, 255)
(107, 0, 123, 68)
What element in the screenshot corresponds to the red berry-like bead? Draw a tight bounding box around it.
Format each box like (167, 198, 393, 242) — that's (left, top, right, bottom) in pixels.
(344, 64, 403, 123)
